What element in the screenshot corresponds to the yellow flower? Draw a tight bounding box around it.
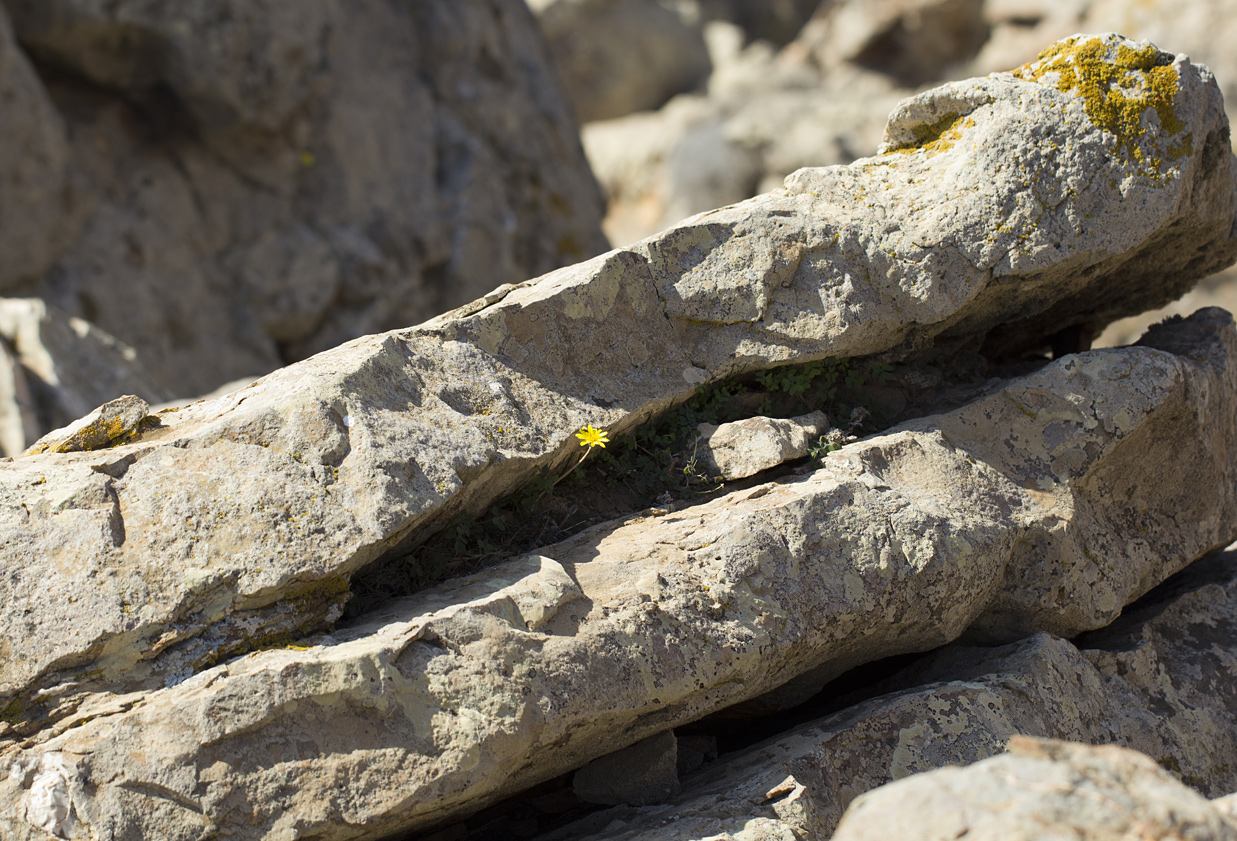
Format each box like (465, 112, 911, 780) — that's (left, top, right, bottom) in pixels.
(575, 424, 609, 449)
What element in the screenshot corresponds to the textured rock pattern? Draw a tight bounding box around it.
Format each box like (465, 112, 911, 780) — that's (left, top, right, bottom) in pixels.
(558, 546, 1237, 840)
(589, 2, 1237, 248)
(696, 410, 828, 480)
(0, 33, 1234, 752)
(23, 395, 151, 456)
(0, 0, 607, 397)
(1, 310, 1236, 839)
(833, 737, 1237, 841)
(972, 0, 1237, 124)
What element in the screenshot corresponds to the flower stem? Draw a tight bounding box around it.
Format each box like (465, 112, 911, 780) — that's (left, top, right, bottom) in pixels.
(554, 445, 594, 488)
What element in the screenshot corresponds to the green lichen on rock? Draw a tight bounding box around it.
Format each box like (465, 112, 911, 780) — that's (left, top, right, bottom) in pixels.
(1013, 34, 1193, 172)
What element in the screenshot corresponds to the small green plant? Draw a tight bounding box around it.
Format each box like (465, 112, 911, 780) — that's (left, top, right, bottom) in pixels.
(808, 430, 847, 460)
(756, 360, 823, 396)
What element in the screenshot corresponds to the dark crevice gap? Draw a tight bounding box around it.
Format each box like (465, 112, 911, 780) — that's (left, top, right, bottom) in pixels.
(343, 342, 1045, 625)
(395, 545, 1237, 841)
(391, 646, 960, 841)
(341, 351, 971, 624)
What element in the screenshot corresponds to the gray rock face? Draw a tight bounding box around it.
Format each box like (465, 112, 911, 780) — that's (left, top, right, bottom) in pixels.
(588, 1, 1237, 249)
(834, 737, 1237, 841)
(583, 56, 900, 246)
(0, 299, 171, 455)
(803, 0, 991, 87)
(23, 395, 151, 456)
(0, 335, 37, 458)
(0, 33, 1236, 840)
(557, 545, 1237, 840)
(0, 9, 69, 289)
(0, 31, 1233, 747)
(696, 410, 828, 480)
(532, 0, 712, 123)
(0, 0, 607, 397)
(712, 0, 821, 46)
(1, 307, 1236, 840)
(972, 0, 1237, 127)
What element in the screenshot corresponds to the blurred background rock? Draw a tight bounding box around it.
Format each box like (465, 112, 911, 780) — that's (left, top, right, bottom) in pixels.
(525, 0, 1237, 347)
(0, 0, 609, 453)
(2, 0, 1237, 454)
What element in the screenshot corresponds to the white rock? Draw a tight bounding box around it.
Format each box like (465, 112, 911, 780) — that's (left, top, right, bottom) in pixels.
(696, 410, 828, 479)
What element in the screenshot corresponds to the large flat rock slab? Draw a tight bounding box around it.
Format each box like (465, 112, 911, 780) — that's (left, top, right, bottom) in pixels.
(1, 33, 1235, 752)
(1, 308, 1234, 839)
(559, 544, 1237, 840)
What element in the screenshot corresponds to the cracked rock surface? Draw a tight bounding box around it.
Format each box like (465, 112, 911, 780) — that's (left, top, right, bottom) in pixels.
(833, 737, 1237, 841)
(556, 542, 1237, 840)
(1, 32, 1237, 841)
(1, 308, 1235, 840)
(0, 29, 1235, 759)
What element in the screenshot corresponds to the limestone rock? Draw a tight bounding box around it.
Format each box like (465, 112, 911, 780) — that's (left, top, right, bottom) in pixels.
(594, 1, 1237, 248)
(0, 8, 70, 290)
(0, 299, 171, 455)
(555, 543, 1237, 840)
(712, 0, 821, 46)
(0, 33, 1234, 750)
(583, 62, 898, 246)
(583, 0, 992, 245)
(530, 0, 821, 130)
(832, 737, 1237, 841)
(0, 340, 37, 458)
(0, 0, 607, 397)
(2, 308, 1236, 839)
(150, 376, 262, 413)
(1216, 793, 1237, 822)
(972, 0, 1237, 130)
(869, 33, 1236, 359)
(532, 0, 712, 123)
(696, 410, 828, 480)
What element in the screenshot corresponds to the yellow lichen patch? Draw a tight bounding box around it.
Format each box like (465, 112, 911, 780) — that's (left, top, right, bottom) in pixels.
(1013, 35, 1191, 171)
(285, 575, 352, 614)
(23, 396, 157, 455)
(886, 113, 977, 156)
